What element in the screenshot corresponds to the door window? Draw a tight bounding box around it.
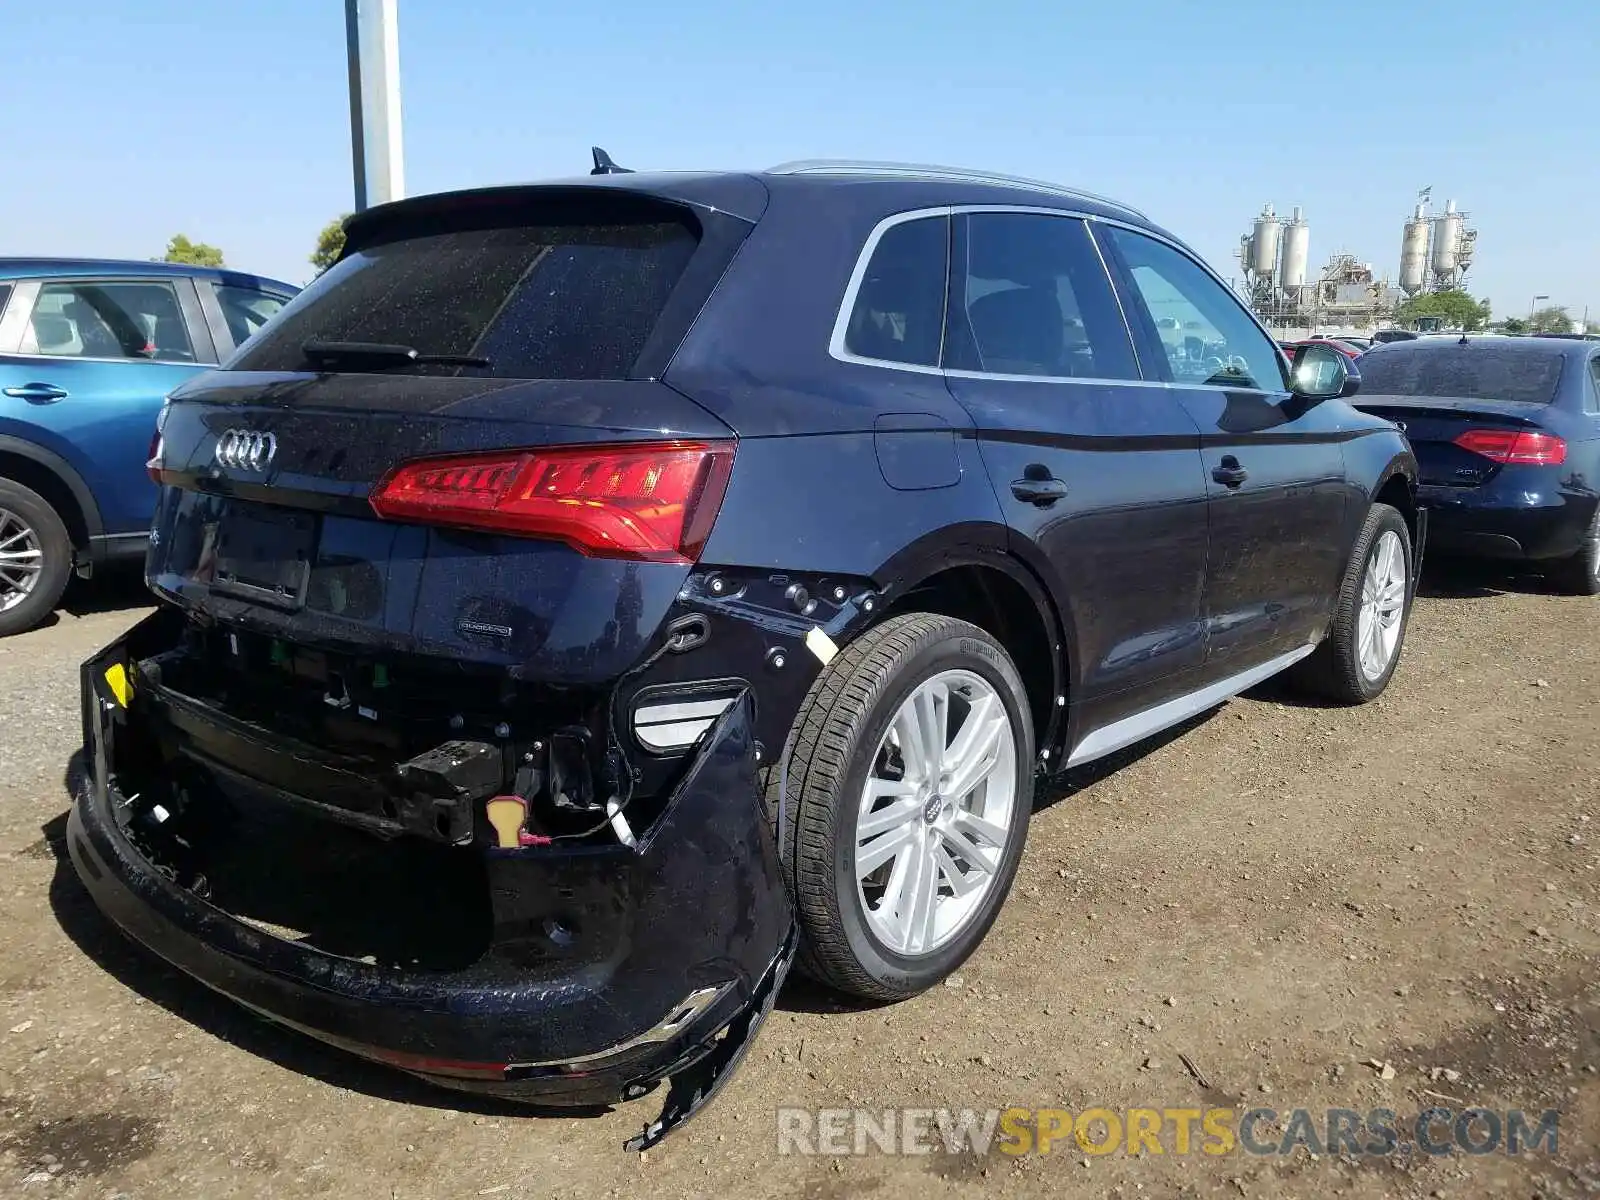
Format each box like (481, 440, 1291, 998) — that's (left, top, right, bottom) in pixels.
(946, 213, 1137, 380)
(23, 281, 196, 363)
(1105, 228, 1285, 391)
(841, 216, 949, 367)
(214, 285, 289, 349)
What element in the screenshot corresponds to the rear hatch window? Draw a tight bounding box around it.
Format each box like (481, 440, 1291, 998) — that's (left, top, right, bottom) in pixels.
(1358, 346, 1563, 406)
(230, 197, 702, 380)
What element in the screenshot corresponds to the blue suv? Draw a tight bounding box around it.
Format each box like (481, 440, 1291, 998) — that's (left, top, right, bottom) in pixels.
(0, 259, 297, 634)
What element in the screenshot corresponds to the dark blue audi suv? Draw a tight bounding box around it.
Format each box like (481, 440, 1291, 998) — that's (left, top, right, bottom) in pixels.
(68, 159, 1420, 1147)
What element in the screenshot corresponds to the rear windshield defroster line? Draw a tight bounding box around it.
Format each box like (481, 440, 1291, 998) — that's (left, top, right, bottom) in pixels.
(232, 211, 701, 381)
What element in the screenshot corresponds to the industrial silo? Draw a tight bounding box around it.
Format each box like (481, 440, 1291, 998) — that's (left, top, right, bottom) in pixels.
(1249, 205, 1280, 278)
(1399, 205, 1430, 296)
(1277, 206, 1309, 290)
(1431, 200, 1464, 287)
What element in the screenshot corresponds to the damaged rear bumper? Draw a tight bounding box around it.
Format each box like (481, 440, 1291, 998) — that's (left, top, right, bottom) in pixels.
(68, 612, 795, 1148)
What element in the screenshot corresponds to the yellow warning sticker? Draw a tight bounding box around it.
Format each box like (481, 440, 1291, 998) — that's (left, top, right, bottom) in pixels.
(103, 663, 132, 708)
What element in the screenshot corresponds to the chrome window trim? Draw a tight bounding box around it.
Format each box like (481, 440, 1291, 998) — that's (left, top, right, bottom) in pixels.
(14, 276, 203, 365)
(941, 369, 1155, 386)
(828, 203, 1295, 397)
(1085, 219, 1146, 379)
(0, 351, 201, 369)
(827, 207, 953, 375)
(831, 204, 1160, 384)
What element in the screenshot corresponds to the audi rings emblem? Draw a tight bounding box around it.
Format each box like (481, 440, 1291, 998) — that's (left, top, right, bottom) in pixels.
(214, 429, 277, 472)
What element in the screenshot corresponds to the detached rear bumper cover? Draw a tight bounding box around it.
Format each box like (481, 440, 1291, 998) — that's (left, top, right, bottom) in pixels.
(69, 613, 795, 1149)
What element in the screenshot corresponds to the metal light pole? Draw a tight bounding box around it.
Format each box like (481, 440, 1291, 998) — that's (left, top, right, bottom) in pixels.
(344, 0, 405, 212)
(1528, 294, 1549, 328)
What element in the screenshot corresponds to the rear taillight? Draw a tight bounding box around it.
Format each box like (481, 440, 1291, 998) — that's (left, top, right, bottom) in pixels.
(1452, 429, 1566, 466)
(369, 441, 736, 563)
(146, 432, 164, 483)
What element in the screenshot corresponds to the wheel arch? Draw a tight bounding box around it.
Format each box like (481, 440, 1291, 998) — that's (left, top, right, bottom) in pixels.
(871, 527, 1071, 769)
(1372, 454, 1420, 548)
(0, 435, 103, 556)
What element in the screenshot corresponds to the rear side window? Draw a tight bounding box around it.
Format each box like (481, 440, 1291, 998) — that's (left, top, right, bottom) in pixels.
(841, 216, 948, 367)
(0, 284, 11, 321)
(1587, 357, 1600, 414)
(1356, 346, 1564, 405)
(947, 213, 1138, 380)
(232, 216, 700, 379)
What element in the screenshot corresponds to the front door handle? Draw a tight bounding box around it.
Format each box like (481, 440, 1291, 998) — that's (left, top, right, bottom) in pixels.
(1011, 476, 1069, 506)
(1212, 457, 1248, 488)
(3, 383, 69, 403)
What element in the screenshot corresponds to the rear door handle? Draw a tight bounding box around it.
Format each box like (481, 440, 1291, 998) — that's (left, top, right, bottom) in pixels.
(1010, 477, 1069, 506)
(1212, 458, 1248, 488)
(3, 383, 69, 402)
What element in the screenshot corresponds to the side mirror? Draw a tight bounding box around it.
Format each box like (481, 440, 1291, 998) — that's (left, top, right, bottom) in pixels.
(1290, 342, 1360, 402)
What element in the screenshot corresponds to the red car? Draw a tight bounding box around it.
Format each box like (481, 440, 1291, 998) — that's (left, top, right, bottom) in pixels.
(1282, 337, 1365, 361)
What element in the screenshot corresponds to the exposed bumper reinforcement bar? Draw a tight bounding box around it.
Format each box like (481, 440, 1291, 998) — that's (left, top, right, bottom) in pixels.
(69, 611, 797, 1149)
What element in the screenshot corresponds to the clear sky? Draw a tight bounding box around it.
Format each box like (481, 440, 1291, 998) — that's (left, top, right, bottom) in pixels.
(3, 0, 1595, 323)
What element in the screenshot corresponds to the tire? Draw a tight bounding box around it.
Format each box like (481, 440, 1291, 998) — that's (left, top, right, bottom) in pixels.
(0, 478, 72, 638)
(1289, 502, 1412, 704)
(1546, 508, 1600, 596)
(770, 613, 1035, 1001)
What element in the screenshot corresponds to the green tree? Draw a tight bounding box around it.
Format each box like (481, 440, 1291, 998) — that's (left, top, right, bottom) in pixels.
(310, 216, 350, 274)
(161, 234, 225, 267)
(1528, 305, 1572, 334)
(1393, 288, 1490, 332)
(1498, 316, 1527, 336)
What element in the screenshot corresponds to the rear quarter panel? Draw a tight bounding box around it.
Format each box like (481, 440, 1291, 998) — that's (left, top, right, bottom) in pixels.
(669, 184, 1011, 578)
(1338, 409, 1421, 542)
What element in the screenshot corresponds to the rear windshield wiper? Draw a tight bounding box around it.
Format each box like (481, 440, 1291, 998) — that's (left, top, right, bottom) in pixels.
(301, 340, 492, 370)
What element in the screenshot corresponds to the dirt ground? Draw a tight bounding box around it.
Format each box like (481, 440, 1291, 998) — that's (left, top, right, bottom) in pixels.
(1, 563, 1596, 1199)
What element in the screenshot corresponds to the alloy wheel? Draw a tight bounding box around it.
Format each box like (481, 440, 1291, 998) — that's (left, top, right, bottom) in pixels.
(0, 508, 44, 614)
(853, 669, 1018, 957)
(1357, 529, 1406, 681)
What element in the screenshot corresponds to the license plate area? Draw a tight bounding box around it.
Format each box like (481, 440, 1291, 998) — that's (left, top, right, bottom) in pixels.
(209, 504, 317, 610)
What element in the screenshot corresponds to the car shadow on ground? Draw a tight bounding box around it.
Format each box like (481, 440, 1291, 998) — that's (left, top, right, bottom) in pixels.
(1033, 708, 1218, 815)
(1245, 555, 1574, 710)
(1417, 555, 1569, 600)
(60, 563, 153, 617)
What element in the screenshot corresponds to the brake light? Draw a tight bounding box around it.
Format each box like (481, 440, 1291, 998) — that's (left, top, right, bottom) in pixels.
(369, 441, 736, 563)
(1452, 429, 1566, 466)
